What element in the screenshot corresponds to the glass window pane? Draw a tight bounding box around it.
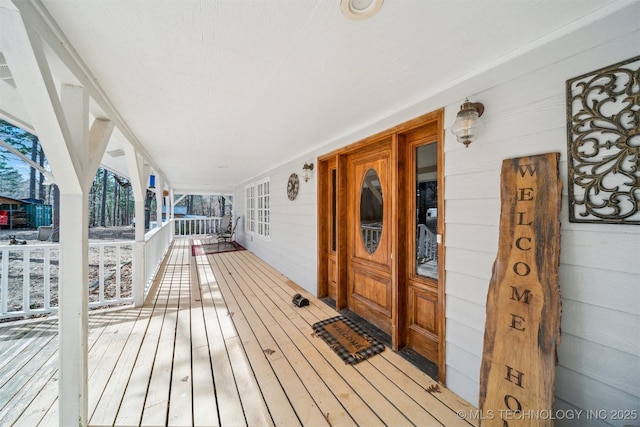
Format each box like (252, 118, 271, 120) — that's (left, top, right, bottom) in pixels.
(416, 144, 438, 279)
(360, 168, 383, 254)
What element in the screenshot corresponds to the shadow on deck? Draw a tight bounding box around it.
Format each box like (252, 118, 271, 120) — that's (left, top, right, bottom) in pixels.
(0, 238, 477, 426)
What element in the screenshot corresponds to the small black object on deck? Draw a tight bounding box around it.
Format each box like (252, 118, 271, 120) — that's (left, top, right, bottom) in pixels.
(292, 293, 309, 307)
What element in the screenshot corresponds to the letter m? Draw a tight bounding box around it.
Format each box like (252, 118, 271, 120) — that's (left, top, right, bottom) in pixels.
(510, 286, 532, 304)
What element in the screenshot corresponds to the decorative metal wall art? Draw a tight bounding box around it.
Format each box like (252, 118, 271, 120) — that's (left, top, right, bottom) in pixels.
(566, 55, 640, 224)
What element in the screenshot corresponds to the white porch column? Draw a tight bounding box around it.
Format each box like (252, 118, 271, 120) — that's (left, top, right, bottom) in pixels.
(155, 175, 164, 228)
(169, 188, 175, 220)
(125, 146, 149, 307)
(0, 11, 105, 425)
(58, 191, 89, 423)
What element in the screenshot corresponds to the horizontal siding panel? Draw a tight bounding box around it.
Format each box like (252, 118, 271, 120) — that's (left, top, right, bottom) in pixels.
(444, 171, 500, 201)
(561, 299, 639, 355)
(445, 126, 567, 177)
(441, 27, 640, 128)
(446, 318, 484, 357)
(474, 96, 566, 149)
(446, 271, 490, 309)
(444, 366, 479, 408)
(270, 221, 316, 245)
(558, 333, 640, 398)
(560, 229, 640, 275)
(445, 295, 485, 334)
(446, 199, 499, 226)
(445, 342, 482, 383)
(555, 366, 640, 427)
(560, 265, 638, 315)
(446, 224, 498, 254)
(553, 398, 611, 427)
(445, 247, 494, 281)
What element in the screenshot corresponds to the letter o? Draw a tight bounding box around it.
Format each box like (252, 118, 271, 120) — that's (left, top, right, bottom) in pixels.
(504, 394, 522, 412)
(513, 262, 531, 276)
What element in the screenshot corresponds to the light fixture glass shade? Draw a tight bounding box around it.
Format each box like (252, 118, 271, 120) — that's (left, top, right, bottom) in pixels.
(451, 100, 484, 147)
(302, 162, 314, 182)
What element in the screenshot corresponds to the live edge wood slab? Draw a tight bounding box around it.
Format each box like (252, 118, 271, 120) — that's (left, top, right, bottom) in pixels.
(479, 152, 562, 427)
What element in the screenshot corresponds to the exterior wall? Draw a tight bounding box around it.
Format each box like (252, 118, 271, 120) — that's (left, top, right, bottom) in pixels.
(235, 3, 639, 424)
(235, 160, 319, 295)
(441, 6, 640, 421)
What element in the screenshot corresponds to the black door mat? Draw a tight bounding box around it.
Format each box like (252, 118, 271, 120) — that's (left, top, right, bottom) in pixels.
(320, 297, 438, 380)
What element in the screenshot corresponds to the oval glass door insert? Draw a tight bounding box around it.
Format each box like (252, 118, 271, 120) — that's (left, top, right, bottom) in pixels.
(360, 168, 383, 254)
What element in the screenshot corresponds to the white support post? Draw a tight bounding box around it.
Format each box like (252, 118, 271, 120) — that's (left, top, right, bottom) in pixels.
(58, 192, 89, 426)
(169, 188, 175, 221)
(58, 83, 91, 427)
(125, 145, 149, 307)
(155, 175, 164, 228)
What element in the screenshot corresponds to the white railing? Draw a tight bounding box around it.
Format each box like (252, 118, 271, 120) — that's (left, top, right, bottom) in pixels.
(417, 223, 438, 262)
(173, 217, 223, 236)
(0, 217, 228, 320)
(361, 223, 382, 252)
(144, 221, 174, 295)
(0, 241, 134, 319)
(88, 242, 134, 308)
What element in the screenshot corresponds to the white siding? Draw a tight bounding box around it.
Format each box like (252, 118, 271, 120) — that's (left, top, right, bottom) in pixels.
(442, 4, 640, 424)
(236, 163, 319, 295)
(235, 3, 640, 424)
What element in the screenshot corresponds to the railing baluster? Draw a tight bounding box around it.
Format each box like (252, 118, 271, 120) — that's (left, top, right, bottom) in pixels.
(116, 244, 121, 300)
(1, 248, 8, 315)
(23, 248, 30, 313)
(99, 245, 105, 303)
(173, 216, 223, 237)
(44, 247, 51, 310)
(0, 223, 188, 320)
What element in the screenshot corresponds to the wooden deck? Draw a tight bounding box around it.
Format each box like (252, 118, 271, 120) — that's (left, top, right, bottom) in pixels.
(0, 238, 478, 426)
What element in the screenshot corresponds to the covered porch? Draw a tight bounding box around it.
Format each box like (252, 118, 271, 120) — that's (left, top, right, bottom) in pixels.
(0, 237, 477, 426)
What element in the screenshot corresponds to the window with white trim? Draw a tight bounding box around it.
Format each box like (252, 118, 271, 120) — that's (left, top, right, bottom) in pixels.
(245, 183, 255, 235)
(256, 178, 270, 239)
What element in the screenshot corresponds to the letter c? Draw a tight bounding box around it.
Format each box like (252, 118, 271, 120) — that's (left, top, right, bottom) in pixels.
(515, 237, 531, 251)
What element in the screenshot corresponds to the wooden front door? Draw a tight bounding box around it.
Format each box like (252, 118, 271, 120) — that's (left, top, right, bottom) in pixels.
(346, 140, 393, 334)
(317, 110, 445, 379)
(401, 132, 444, 370)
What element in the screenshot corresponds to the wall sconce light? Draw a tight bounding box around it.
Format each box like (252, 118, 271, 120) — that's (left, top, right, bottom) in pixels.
(302, 162, 314, 182)
(451, 98, 484, 147)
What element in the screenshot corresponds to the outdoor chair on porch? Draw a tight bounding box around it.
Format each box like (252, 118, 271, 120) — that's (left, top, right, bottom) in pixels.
(216, 216, 241, 249)
(217, 215, 231, 235)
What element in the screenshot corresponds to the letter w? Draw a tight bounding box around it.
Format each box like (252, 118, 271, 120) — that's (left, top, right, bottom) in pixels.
(517, 164, 536, 177)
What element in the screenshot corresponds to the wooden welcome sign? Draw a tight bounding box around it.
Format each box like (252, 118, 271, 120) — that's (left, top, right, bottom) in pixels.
(479, 153, 562, 426)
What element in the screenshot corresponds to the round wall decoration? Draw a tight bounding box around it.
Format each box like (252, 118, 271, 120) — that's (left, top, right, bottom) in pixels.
(287, 173, 300, 201)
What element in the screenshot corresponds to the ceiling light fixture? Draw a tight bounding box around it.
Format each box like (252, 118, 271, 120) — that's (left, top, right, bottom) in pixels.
(451, 98, 485, 147)
(341, 0, 384, 20)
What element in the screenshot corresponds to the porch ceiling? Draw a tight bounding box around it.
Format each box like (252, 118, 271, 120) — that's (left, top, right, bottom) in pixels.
(0, 0, 623, 194)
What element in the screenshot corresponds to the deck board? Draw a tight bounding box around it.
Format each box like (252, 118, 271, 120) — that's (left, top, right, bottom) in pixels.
(195, 251, 248, 427)
(0, 238, 477, 426)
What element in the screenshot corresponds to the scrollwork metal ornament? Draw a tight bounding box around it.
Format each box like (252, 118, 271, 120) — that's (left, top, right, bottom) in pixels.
(566, 55, 640, 224)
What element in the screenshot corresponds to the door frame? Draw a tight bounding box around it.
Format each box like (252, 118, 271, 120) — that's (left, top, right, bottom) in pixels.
(317, 109, 446, 381)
